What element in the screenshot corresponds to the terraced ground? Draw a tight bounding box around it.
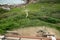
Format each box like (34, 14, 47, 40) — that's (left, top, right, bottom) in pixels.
(0, 2, 60, 37)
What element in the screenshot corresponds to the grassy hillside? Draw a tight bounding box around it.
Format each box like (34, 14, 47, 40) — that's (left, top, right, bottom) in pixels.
(0, 3, 60, 34)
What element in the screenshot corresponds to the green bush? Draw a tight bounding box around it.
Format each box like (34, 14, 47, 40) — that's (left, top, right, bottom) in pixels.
(0, 8, 9, 14)
(0, 29, 6, 35)
(39, 17, 60, 24)
(39, 0, 60, 3)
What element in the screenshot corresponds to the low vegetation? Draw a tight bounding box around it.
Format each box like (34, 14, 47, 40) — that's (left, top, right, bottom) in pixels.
(0, 1, 60, 34)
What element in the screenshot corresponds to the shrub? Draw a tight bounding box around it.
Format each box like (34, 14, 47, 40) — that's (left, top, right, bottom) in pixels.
(39, 17, 60, 24)
(39, 0, 60, 3)
(0, 8, 9, 14)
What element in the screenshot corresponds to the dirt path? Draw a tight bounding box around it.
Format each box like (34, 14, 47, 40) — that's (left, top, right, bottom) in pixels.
(12, 26, 60, 38)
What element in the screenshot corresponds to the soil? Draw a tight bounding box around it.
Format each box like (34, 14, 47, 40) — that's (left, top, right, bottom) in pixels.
(11, 26, 60, 38)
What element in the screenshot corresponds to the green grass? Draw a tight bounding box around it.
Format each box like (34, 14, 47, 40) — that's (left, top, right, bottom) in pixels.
(0, 3, 60, 34)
